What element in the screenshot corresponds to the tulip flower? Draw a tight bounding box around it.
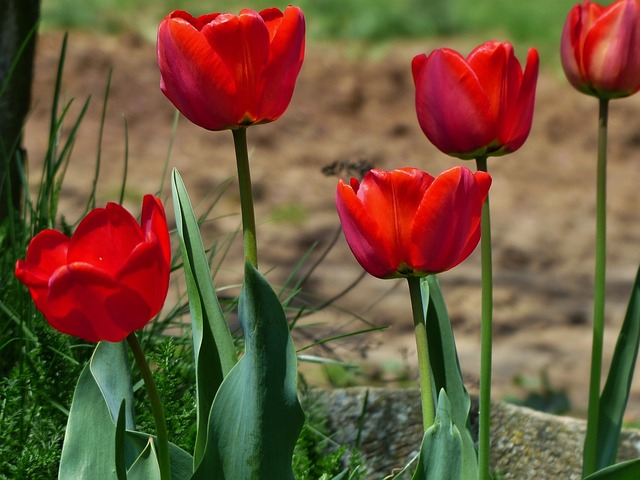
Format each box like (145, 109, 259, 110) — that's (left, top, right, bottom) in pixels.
(561, 0, 640, 99)
(336, 166, 492, 279)
(412, 41, 539, 160)
(157, 6, 305, 131)
(15, 195, 171, 343)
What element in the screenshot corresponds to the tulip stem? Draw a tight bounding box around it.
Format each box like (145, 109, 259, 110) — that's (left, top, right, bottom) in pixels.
(407, 276, 435, 431)
(126, 333, 171, 480)
(583, 97, 609, 477)
(475, 156, 493, 480)
(232, 127, 258, 268)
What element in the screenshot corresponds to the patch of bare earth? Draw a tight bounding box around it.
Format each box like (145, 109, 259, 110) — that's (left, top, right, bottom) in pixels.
(25, 31, 640, 419)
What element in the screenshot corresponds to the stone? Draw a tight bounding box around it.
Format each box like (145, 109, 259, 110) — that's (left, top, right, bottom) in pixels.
(305, 387, 640, 479)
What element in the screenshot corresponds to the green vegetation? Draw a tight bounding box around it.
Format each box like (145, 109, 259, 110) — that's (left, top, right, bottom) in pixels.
(40, 0, 603, 59)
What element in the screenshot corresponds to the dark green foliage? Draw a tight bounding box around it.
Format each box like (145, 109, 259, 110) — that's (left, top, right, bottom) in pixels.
(133, 337, 197, 454)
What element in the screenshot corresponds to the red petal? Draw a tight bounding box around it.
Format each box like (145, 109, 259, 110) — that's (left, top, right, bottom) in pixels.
(500, 48, 539, 152)
(413, 48, 495, 157)
(584, 0, 640, 96)
(15, 229, 69, 288)
(410, 167, 490, 273)
(257, 6, 305, 122)
(68, 202, 143, 276)
(336, 178, 396, 278)
(202, 10, 270, 124)
(46, 263, 153, 342)
(157, 14, 241, 130)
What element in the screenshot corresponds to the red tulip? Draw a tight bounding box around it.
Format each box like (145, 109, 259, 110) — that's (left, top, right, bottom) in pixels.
(157, 6, 305, 131)
(561, 0, 640, 99)
(15, 196, 171, 343)
(336, 166, 491, 279)
(412, 42, 539, 159)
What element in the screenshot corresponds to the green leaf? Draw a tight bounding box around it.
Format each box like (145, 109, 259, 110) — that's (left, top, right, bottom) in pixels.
(124, 431, 193, 480)
(422, 276, 478, 478)
(411, 390, 463, 480)
(59, 341, 133, 479)
(191, 261, 305, 480)
(596, 265, 640, 469)
(127, 437, 161, 480)
(584, 458, 640, 480)
(171, 168, 237, 467)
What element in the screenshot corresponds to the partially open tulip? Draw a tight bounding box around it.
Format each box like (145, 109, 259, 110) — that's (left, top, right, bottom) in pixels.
(561, 0, 640, 99)
(336, 167, 492, 279)
(15, 196, 171, 343)
(412, 42, 539, 159)
(157, 6, 305, 131)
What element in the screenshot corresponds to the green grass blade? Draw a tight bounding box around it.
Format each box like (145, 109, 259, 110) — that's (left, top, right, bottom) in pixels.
(171, 168, 237, 468)
(596, 265, 640, 469)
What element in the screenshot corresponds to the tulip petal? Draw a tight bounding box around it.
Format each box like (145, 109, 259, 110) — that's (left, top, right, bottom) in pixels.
(413, 49, 495, 157)
(257, 6, 305, 122)
(411, 168, 490, 273)
(67, 202, 143, 276)
(584, 0, 640, 96)
(500, 48, 539, 153)
(202, 10, 270, 124)
(158, 13, 242, 130)
(336, 179, 397, 278)
(46, 263, 149, 343)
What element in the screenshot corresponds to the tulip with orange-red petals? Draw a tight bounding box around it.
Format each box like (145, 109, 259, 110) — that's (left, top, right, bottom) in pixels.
(561, 0, 640, 99)
(412, 41, 539, 159)
(157, 6, 305, 131)
(15, 195, 171, 343)
(336, 166, 492, 279)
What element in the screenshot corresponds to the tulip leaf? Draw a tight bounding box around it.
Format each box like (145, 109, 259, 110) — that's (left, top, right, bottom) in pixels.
(59, 341, 134, 479)
(421, 275, 478, 478)
(126, 437, 161, 480)
(171, 168, 237, 467)
(584, 458, 640, 480)
(411, 390, 463, 480)
(124, 431, 193, 480)
(596, 265, 640, 469)
(191, 261, 305, 480)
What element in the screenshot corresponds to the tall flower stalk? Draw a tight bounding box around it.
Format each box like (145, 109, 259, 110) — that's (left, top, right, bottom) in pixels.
(232, 127, 258, 267)
(412, 41, 538, 478)
(559, 1, 640, 474)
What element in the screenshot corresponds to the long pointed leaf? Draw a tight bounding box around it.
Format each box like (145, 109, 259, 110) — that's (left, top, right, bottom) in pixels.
(59, 341, 133, 479)
(596, 265, 640, 468)
(191, 262, 305, 480)
(171, 168, 237, 466)
(127, 437, 161, 480)
(585, 458, 640, 480)
(411, 390, 463, 480)
(422, 275, 478, 478)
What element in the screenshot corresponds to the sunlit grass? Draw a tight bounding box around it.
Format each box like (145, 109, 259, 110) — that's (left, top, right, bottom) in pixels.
(40, 0, 599, 58)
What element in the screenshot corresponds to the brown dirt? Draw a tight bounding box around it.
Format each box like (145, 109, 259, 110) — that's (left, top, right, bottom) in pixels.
(25, 31, 640, 419)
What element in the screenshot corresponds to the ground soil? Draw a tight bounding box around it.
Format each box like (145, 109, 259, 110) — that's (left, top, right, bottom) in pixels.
(24, 31, 640, 419)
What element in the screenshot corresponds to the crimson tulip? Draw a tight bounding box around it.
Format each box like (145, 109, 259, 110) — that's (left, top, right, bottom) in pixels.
(561, 0, 640, 99)
(412, 41, 539, 159)
(336, 166, 491, 279)
(15, 195, 171, 343)
(157, 6, 305, 131)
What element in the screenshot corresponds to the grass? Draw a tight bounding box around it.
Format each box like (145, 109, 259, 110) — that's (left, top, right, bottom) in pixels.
(39, 0, 605, 61)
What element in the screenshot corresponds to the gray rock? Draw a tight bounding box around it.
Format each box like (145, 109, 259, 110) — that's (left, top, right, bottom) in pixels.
(305, 387, 640, 479)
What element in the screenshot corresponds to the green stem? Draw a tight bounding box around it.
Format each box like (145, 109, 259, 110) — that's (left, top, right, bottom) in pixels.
(476, 156, 493, 480)
(232, 127, 258, 268)
(127, 333, 171, 480)
(407, 276, 435, 431)
(583, 98, 609, 477)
